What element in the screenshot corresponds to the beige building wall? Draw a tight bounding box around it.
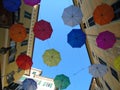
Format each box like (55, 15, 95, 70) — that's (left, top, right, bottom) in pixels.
(73, 0, 120, 90)
(0, 0, 39, 89)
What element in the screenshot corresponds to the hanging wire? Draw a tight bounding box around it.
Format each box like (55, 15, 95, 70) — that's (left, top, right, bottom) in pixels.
(69, 66, 89, 77)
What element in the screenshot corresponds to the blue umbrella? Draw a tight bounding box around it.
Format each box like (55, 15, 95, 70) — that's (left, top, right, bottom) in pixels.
(3, 0, 21, 12)
(22, 78, 37, 90)
(67, 29, 86, 48)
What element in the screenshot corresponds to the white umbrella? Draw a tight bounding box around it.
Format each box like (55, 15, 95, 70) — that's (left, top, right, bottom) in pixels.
(89, 64, 108, 78)
(62, 5, 83, 27)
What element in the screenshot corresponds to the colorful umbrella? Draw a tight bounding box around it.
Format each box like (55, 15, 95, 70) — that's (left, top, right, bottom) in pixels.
(93, 4, 114, 25)
(96, 31, 116, 50)
(62, 5, 83, 27)
(3, 0, 21, 12)
(16, 54, 33, 70)
(23, 0, 41, 6)
(33, 20, 53, 41)
(67, 29, 86, 48)
(114, 56, 120, 71)
(42, 49, 61, 67)
(89, 64, 108, 77)
(22, 78, 37, 90)
(54, 74, 70, 89)
(9, 24, 27, 42)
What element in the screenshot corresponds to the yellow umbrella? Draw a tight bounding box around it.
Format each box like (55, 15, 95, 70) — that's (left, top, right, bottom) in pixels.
(114, 56, 120, 71)
(42, 49, 61, 67)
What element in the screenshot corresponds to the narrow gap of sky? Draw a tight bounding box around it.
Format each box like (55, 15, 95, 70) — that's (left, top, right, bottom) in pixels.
(32, 0, 92, 90)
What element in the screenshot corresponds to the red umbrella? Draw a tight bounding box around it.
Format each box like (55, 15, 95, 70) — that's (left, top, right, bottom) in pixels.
(16, 54, 33, 70)
(96, 31, 116, 50)
(33, 20, 53, 41)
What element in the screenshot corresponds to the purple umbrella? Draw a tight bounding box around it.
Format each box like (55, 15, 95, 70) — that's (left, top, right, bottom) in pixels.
(96, 31, 116, 50)
(23, 0, 41, 6)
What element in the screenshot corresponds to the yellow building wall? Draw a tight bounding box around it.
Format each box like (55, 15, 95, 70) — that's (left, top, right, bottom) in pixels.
(0, 0, 39, 88)
(74, 0, 120, 90)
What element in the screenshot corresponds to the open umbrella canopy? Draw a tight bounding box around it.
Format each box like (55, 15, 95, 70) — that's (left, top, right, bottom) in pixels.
(22, 78, 37, 90)
(16, 54, 33, 70)
(33, 20, 53, 41)
(54, 74, 70, 89)
(9, 24, 27, 42)
(3, 0, 21, 12)
(62, 5, 83, 27)
(67, 29, 86, 48)
(23, 0, 41, 6)
(93, 3, 114, 25)
(96, 31, 116, 50)
(89, 64, 108, 78)
(42, 49, 61, 67)
(114, 56, 120, 71)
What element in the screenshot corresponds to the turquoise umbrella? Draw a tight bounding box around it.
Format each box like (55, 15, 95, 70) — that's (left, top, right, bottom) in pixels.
(54, 74, 70, 90)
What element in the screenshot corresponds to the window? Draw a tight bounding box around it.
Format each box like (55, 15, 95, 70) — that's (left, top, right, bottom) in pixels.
(8, 82, 19, 90)
(92, 51, 95, 57)
(112, 1, 120, 21)
(110, 67, 119, 81)
(8, 41, 16, 63)
(21, 51, 27, 54)
(105, 81, 112, 90)
(24, 11, 31, 19)
(6, 71, 15, 84)
(14, 8, 20, 23)
(88, 17, 95, 26)
(26, 28, 29, 33)
(83, 23, 86, 29)
(15, 85, 24, 90)
(32, 71, 36, 77)
(43, 82, 53, 88)
(95, 78, 103, 88)
(98, 57, 107, 66)
(21, 40, 28, 46)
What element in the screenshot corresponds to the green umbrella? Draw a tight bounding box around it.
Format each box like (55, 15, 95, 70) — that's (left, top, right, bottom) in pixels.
(42, 48, 61, 66)
(54, 74, 70, 89)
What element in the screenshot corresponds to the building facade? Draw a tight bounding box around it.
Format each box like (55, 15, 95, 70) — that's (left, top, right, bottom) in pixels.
(0, 0, 39, 89)
(73, 0, 120, 90)
(16, 68, 57, 90)
(2, 68, 58, 90)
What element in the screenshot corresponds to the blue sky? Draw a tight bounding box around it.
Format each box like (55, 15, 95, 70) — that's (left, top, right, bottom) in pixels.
(32, 0, 92, 90)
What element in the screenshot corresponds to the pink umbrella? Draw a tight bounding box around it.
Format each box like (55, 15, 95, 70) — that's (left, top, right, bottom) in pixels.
(23, 0, 41, 6)
(33, 20, 53, 41)
(96, 31, 116, 50)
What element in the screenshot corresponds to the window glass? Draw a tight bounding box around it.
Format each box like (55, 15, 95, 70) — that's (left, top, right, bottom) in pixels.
(110, 67, 119, 81)
(24, 11, 31, 19)
(21, 40, 28, 46)
(88, 17, 95, 26)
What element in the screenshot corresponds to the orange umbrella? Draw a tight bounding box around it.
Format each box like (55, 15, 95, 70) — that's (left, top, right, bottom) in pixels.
(93, 4, 114, 25)
(9, 24, 27, 42)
